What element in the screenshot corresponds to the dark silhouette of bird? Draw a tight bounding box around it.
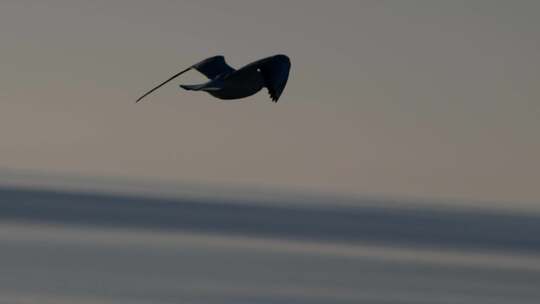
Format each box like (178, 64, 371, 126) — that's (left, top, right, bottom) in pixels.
(136, 54, 291, 103)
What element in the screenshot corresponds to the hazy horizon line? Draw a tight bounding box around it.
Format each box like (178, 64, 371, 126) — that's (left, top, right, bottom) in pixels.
(1, 167, 539, 214)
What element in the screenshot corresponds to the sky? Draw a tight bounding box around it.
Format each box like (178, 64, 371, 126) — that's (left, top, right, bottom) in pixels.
(1, 0, 539, 204)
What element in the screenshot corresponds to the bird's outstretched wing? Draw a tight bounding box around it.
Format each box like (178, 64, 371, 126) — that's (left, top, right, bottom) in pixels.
(192, 55, 235, 79)
(246, 55, 291, 102)
(135, 67, 191, 103)
(135, 55, 235, 103)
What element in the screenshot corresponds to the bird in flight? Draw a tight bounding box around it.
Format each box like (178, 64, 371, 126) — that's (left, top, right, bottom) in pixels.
(136, 54, 291, 103)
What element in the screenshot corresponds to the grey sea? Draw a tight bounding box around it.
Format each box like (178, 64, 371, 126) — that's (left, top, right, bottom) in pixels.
(1, 186, 540, 304)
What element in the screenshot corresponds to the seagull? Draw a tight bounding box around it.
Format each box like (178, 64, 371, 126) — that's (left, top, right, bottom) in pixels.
(136, 54, 291, 103)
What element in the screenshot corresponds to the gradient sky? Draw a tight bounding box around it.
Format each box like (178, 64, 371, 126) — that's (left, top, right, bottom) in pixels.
(1, 0, 539, 204)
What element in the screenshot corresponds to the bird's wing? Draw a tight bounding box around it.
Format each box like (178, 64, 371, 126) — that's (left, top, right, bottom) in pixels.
(192, 56, 235, 79)
(135, 56, 234, 103)
(135, 67, 191, 103)
(248, 55, 291, 102)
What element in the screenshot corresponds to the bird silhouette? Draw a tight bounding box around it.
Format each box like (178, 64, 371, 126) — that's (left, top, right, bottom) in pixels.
(136, 54, 291, 103)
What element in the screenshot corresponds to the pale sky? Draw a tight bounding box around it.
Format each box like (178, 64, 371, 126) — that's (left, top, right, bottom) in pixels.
(1, 0, 539, 204)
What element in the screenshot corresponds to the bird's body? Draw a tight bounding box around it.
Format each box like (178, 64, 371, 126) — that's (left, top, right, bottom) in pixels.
(181, 64, 265, 100)
(136, 54, 291, 103)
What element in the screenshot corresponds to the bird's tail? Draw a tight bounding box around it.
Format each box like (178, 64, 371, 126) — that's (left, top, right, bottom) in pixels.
(180, 84, 221, 91)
